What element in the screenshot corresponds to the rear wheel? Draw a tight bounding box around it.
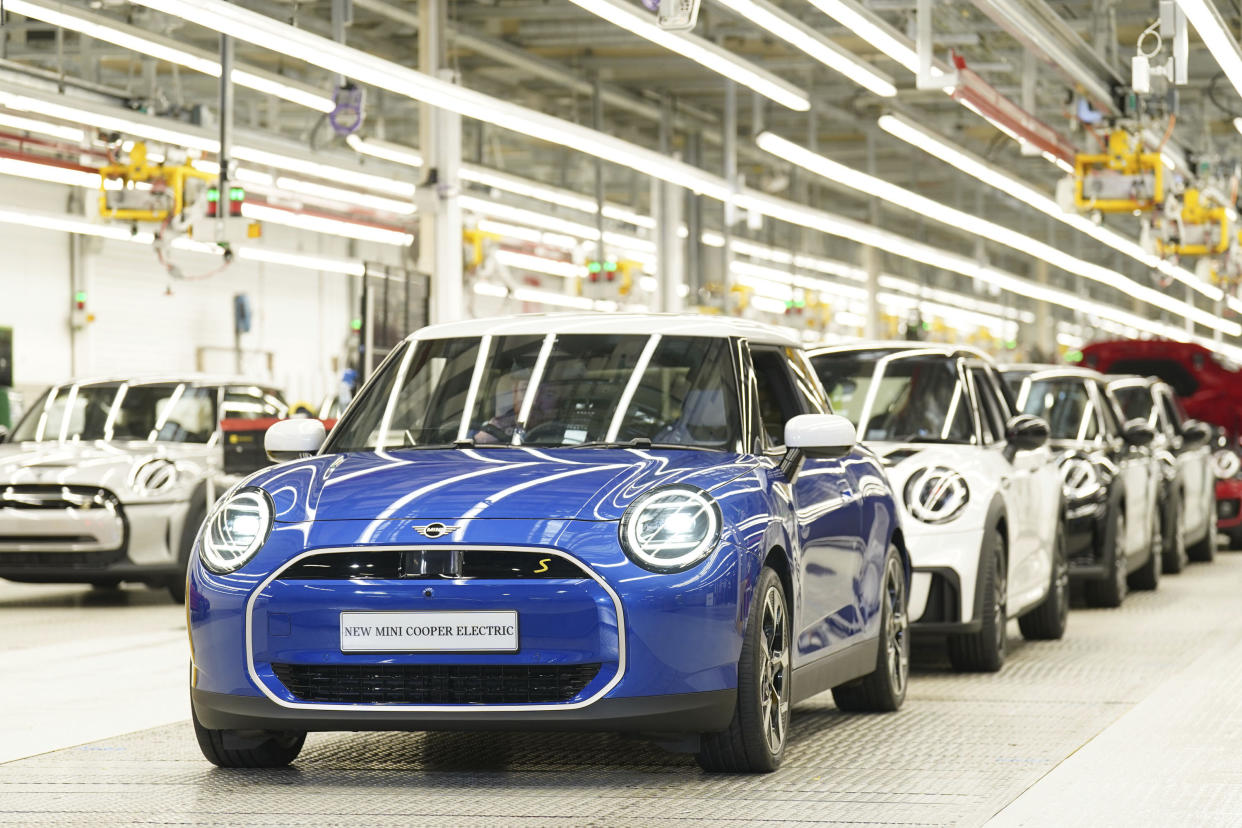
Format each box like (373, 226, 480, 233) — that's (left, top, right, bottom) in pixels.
(946, 529, 1006, 673)
(832, 546, 909, 712)
(192, 703, 304, 768)
(1085, 507, 1127, 608)
(1230, 528, 1242, 551)
(1019, 523, 1069, 640)
(1162, 495, 1187, 574)
(1128, 508, 1162, 591)
(697, 567, 790, 773)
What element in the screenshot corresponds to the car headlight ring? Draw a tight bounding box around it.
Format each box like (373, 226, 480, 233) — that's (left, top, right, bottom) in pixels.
(1060, 457, 1103, 501)
(619, 485, 722, 572)
(198, 487, 273, 574)
(904, 466, 969, 524)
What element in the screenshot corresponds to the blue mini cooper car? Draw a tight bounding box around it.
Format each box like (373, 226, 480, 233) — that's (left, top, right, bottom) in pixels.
(188, 314, 910, 772)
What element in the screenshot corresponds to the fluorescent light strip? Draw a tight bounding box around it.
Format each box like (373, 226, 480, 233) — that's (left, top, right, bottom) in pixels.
(232, 146, 413, 198)
(494, 249, 586, 280)
(232, 246, 365, 276)
(756, 130, 1239, 336)
(273, 176, 415, 215)
(240, 203, 413, 246)
(349, 135, 657, 229)
(0, 112, 84, 142)
(563, 0, 809, 110)
(129, 0, 731, 199)
(708, 0, 895, 96)
(0, 157, 100, 189)
(1177, 0, 1242, 102)
(877, 112, 1231, 308)
(472, 281, 618, 312)
(802, 0, 922, 73)
(5, 0, 335, 113)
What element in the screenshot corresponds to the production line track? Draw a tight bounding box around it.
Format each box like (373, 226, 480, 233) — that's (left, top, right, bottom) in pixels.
(3, 553, 1242, 827)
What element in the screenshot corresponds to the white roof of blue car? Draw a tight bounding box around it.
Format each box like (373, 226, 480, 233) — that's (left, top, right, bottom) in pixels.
(411, 313, 802, 347)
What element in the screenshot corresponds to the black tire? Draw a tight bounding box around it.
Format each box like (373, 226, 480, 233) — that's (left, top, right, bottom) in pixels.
(168, 493, 208, 603)
(697, 566, 790, 773)
(1161, 493, 1187, 574)
(1127, 507, 1162, 591)
(832, 545, 909, 713)
(1230, 528, 1242, 551)
(1187, 516, 1217, 563)
(1085, 507, 1127, 608)
(946, 528, 1007, 673)
(1019, 523, 1069, 640)
(90, 580, 121, 591)
(192, 702, 305, 768)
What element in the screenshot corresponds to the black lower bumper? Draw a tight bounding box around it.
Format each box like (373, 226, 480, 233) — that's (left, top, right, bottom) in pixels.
(0, 560, 180, 584)
(191, 686, 737, 735)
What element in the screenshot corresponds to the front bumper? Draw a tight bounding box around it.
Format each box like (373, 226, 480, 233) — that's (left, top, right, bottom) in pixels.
(192, 685, 735, 733)
(1217, 480, 1242, 533)
(189, 516, 748, 727)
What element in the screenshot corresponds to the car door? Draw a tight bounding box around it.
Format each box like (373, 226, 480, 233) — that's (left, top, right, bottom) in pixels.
(968, 362, 1051, 610)
(1095, 381, 1151, 560)
(749, 344, 865, 662)
(1159, 387, 1210, 538)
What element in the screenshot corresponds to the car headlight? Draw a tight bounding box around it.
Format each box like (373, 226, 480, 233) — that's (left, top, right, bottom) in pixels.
(904, 467, 969, 524)
(1060, 457, 1103, 500)
(1213, 449, 1241, 480)
(619, 485, 722, 572)
(198, 488, 273, 574)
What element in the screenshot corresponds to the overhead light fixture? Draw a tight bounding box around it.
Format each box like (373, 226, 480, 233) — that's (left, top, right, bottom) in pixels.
(346, 135, 424, 168)
(708, 0, 895, 96)
(5, 0, 335, 113)
(232, 246, 365, 276)
(472, 281, 618, 312)
(240, 203, 413, 246)
(129, 0, 733, 199)
(562, 0, 809, 110)
(876, 111, 1233, 309)
(0, 112, 85, 142)
(801, 0, 922, 74)
(494, 250, 586, 280)
(755, 130, 1238, 336)
(1177, 0, 1242, 101)
(0, 156, 100, 189)
(273, 176, 415, 215)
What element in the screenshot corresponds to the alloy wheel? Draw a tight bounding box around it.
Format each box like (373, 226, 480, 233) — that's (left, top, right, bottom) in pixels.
(884, 556, 910, 696)
(993, 548, 1008, 654)
(759, 585, 791, 756)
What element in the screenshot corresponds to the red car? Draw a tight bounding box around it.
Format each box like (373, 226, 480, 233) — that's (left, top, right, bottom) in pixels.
(1079, 340, 1242, 549)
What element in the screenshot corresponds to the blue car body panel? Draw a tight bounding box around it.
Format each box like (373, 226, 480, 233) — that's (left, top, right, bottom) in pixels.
(190, 443, 903, 729)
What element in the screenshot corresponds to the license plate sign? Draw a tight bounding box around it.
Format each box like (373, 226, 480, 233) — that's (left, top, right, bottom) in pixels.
(339, 611, 518, 653)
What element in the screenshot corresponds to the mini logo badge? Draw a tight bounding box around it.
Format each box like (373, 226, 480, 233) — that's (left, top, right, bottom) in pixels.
(905, 467, 969, 524)
(413, 522, 461, 539)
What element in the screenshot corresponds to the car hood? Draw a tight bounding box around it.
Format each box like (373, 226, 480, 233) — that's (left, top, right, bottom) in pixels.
(0, 440, 210, 500)
(255, 447, 759, 523)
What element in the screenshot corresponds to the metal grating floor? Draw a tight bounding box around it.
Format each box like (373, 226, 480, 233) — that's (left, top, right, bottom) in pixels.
(4, 553, 1242, 827)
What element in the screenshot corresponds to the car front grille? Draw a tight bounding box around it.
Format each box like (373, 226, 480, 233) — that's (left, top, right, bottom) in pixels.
(271, 662, 602, 705)
(0, 548, 128, 569)
(0, 485, 120, 511)
(277, 548, 590, 581)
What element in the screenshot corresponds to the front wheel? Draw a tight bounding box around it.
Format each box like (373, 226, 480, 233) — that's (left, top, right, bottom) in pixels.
(697, 567, 790, 773)
(1127, 507, 1162, 591)
(1085, 507, 1127, 608)
(1019, 523, 1069, 640)
(192, 703, 305, 768)
(946, 528, 1007, 673)
(832, 545, 909, 712)
(1187, 518, 1217, 563)
(1161, 494, 1187, 574)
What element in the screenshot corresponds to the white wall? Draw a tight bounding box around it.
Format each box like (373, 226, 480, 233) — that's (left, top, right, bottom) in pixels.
(0, 177, 408, 407)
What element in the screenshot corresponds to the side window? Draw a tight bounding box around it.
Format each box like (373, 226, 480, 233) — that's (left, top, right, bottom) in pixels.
(751, 347, 806, 449)
(968, 366, 1005, 444)
(221, 387, 288, 421)
(1097, 385, 1126, 439)
(787, 351, 829, 414)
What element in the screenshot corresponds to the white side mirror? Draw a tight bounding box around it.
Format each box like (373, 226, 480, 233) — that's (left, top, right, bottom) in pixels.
(264, 418, 326, 463)
(784, 413, 856, 457)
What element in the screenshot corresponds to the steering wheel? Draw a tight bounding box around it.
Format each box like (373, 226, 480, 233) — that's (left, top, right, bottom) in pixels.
(478, 422, 510, 443)
(523, 421, 570, 444)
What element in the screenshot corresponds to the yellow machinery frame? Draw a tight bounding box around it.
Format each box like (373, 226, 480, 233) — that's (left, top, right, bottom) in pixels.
(1073, 130, 1165, 214)
(1155, 188, 1231, 257)
(98, 142, 215, 223)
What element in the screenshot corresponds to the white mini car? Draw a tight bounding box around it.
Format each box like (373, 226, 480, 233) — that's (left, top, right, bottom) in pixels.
(810, 344, 1067, 672)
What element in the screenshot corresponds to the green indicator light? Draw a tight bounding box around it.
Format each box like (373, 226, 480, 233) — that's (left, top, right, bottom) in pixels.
(228, 187, 245, 199)
(921, 321, 931, 331)
(604, 260, 617, 271)
(587, 261, 602, 273)
(1065, 349, 1084, 363)
(74, 290, 86, 302)
(206, 187, 220, 203)
(1005, 340, 1018, 349)
(350, 318, 362, 331)
(794, 299, 806, 308)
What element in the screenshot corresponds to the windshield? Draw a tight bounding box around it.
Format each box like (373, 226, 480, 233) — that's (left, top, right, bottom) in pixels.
(1112, 385, 1154, 424)
(12, 382, 217, 443)
(813, 352, 974, 443)
(1000, 371, 1030, 401)
(1019, 378, 1098, 441)
(326, 333, 742, 451)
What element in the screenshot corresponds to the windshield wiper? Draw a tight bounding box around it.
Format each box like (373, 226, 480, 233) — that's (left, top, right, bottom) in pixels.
(568, 439, 715, 451)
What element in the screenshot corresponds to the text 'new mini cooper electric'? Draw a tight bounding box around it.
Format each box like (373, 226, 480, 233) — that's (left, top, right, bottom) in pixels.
(188, 315, 911, 773)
